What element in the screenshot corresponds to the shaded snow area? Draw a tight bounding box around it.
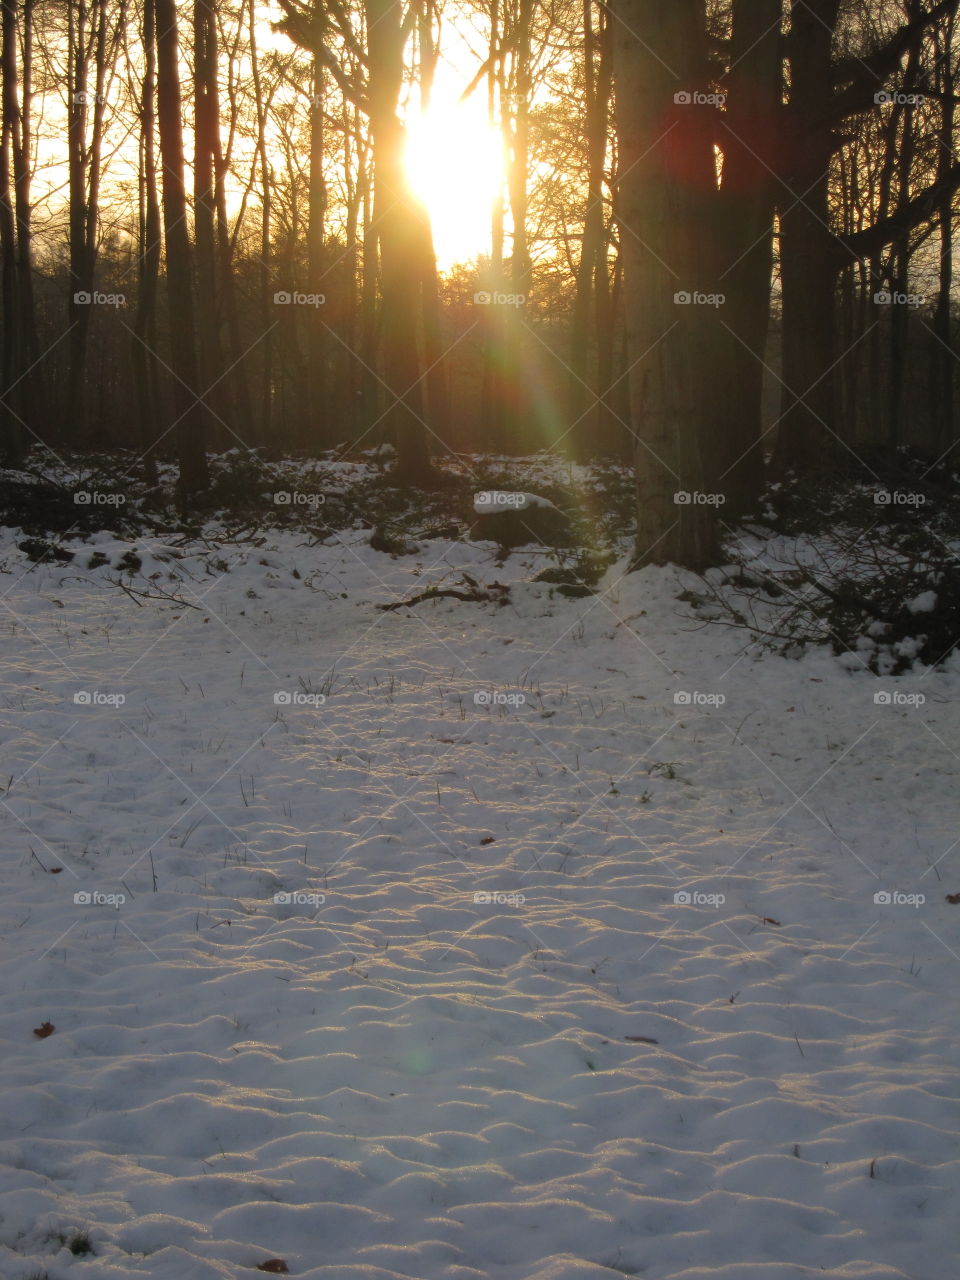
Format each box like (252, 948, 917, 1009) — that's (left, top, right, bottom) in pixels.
(0, 522, 959, 1280)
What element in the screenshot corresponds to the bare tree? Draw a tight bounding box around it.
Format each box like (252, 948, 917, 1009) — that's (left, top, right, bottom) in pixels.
(130, 0, 161, 483)
(612, 0, 717, 568)
(155, 0, 210, 494)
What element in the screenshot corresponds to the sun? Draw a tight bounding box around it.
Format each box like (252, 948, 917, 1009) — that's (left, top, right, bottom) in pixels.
(404, 76, 503, 271)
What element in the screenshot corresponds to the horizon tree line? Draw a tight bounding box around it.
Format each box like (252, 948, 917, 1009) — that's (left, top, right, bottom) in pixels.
(0, 0, 956, 566)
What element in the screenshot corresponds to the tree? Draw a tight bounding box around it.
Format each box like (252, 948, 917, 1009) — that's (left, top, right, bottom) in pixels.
(568, 0, 615, 457)
(130, 0, 162, 484)
(66, 0, 124, 438)
(0, 0, 23, 462)
(155, 0, 210, 494)
(612, 0, 717, 569)
(708, 0, 781, 514)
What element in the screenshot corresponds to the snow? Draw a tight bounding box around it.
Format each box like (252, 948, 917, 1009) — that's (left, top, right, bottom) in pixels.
(0, 502, 958, 1279)
(472, 491, 562, 515)
(906, 591, 937, 614)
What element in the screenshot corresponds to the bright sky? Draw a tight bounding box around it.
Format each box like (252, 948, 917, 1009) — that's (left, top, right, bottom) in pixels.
(404, 59, 503, 269)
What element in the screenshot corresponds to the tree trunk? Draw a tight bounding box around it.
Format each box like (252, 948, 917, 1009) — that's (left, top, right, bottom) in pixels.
(709, 0, 781, 513)
(247, 0, 272, 442)
(0, 0, 22, 461)
(365, 0, 433, 484)
(155, 0, 209, 495)
(612, 0, 716, 569)
(66, 0, 113, 442)
(130, 0, 160, 484)
(306, 33, 330, 446)
(194, 0, 231, 445)
(772, 0, 841, 472)
(932, 12, 955, 450)
(569, 0, 612, 458)
(66, 0, 92, 438)
(13, 0, 39, 432)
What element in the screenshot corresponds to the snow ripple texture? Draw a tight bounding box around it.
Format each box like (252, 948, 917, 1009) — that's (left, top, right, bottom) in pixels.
(0, 527, 957, 1278)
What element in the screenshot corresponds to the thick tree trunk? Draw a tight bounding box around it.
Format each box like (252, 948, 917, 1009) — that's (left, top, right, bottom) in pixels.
(772, 0, 841, 472)
(710, 0, 781, 514)
(0, 0, 22, 461)
(155, 0, 209, 495)
(365, 0, 434, 484)
(612, 0, 717, 569)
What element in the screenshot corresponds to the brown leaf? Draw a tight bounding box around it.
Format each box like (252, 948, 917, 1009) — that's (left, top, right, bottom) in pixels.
(945, 893, 960, 905)
(33, 1021, 55, 1038)
(256, 1262, 289, 1274)
(624, 1035, 658, 1044)
(49, 867, 63, 874)
(479, 836, 495, 845)
(762, 917, 782, 926)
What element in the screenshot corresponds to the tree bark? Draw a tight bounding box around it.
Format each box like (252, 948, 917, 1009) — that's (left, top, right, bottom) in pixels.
(0, 0, 22, 461)
(569, 0, 613, 458)
(365, 0, 433, 484)
(709, 0, 781, 513)
(773, 0, 842, 471)
(130, 0, 161, 484)
(155, 0, 209, 494)
(612, 0, 716, 569)
(193, 0, 232, 444)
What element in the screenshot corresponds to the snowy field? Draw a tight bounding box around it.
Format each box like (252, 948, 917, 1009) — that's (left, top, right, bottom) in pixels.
(0, 500, 959, 1279)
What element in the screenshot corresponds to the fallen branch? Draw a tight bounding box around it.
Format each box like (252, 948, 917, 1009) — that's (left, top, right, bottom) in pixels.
(378, 581, 509, 611)
(105, 576, 202, 609)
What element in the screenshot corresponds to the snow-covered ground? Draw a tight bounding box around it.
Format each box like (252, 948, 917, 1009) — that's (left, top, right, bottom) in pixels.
(0, 509, 958, 1279)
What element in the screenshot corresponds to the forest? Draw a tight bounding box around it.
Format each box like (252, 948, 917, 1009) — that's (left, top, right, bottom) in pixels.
(0, 0, 957, 569)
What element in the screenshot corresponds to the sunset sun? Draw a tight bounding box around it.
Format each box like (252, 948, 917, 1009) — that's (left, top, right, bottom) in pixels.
(404, 79, 503, 271)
